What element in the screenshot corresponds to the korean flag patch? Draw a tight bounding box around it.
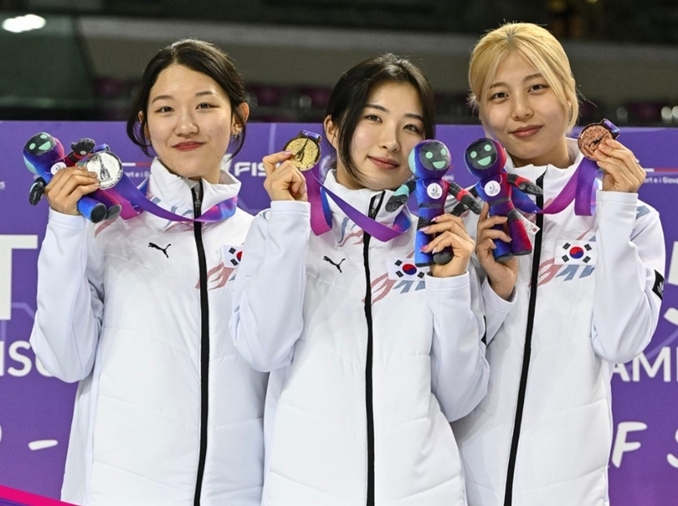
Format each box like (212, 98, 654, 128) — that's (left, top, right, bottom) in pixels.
(387, 258, 428, 280)
(221, 245, 244, 267)
(554, 240, 596, 265)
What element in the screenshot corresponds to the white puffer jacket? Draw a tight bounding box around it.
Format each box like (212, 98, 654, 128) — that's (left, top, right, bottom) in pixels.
(230, 172, 497, 506)
(30, 158, 267, 506)
(452, 140, 665, 506)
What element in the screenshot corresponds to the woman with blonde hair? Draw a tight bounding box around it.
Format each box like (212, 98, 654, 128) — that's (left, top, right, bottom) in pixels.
(451, 22, 665, 506)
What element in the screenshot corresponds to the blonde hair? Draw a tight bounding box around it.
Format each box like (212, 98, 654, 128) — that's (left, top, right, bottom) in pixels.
(468, 22, 579, 132)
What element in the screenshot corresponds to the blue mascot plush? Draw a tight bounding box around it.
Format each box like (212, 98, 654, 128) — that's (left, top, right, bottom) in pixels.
(386, 139, 481, 267)
(463, 137, 543, 262)
(23, 132, 121, 223)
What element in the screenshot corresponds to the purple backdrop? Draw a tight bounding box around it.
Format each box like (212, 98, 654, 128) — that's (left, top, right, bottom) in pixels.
(0, 121, 675, 502)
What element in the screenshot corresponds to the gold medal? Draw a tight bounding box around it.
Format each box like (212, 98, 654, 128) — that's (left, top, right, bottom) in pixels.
(284, 131, 322, 171)
(578, 119, 620, 160)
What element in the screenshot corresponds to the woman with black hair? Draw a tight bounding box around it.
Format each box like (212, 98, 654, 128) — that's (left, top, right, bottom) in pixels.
(230, 54, 496, 505)
(30, 39, 266, 505)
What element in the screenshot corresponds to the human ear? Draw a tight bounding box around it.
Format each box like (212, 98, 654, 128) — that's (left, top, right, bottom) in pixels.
(138, 111, 150, 141)
(323, 115, 339, 150)
(231, 103, 250, 137)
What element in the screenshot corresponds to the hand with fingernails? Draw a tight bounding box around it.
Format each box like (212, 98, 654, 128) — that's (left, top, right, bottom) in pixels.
(262, 151, 308, 202)
(421, 214, 475, 278)
(593, 139, 646, 193)
(475, 203, 518, 300)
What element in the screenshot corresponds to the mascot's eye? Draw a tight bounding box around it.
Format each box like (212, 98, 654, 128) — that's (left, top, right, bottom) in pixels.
(470, 151, 477, 159)
(441, 148, 447, 156)
(29, 143, 36, 150)
(426, 152, 433, 159)
(484, 144, 491, 152)
(40, 134, 48, 140)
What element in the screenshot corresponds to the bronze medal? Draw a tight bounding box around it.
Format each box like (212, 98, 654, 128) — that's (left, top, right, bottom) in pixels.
(578, 119, 620, 160)
(284, 132, 322, 171)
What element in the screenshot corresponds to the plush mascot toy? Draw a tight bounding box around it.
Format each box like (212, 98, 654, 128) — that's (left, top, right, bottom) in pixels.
(23, 132, 122, 223)
(386, 139, 481, 267)
(464, 137, 543, 262)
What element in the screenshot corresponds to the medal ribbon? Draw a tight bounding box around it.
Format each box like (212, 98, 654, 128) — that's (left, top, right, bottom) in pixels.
(539, 156, 599, 216)
(305, 165, 411, 242)
(540, 120, 619, 216)
(291, 129, 410, 241)
(104, 174, 237, 223)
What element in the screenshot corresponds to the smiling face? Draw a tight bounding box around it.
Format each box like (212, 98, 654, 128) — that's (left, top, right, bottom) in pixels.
(23, 132, 64, 176)
(144, 64, 247, 184)
(409, 139, 450, 178)
(479, 52, 570, 168)
(326, 81, 425, 191)
(465, 138, 506, 177)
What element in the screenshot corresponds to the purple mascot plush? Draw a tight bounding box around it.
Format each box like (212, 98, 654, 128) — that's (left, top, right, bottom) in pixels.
(464, 137, 543, 262)
(386, 139, 481, 267)
(23, 132, 121, 223)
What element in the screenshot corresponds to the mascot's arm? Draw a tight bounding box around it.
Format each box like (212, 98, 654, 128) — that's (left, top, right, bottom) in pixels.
(449, 185, 481, 217)
(385, 180, 416, 212)
(448, 181, 482, 215)
(507, 173, 542, 195)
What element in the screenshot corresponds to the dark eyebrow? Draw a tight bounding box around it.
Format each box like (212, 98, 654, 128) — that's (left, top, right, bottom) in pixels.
(365, 103, 424, 122)
(489, 73, 544, 90)
(151, 90, 219, 104)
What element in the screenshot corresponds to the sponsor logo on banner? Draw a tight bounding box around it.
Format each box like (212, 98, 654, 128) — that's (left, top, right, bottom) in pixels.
(642, 167, 678, 185)
(387, 258, 427, 280)
(554, 240, 596, 265)
(233, 162, 266, 178)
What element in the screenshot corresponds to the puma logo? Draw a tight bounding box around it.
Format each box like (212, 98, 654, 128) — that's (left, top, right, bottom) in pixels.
(149, 242, 171, 258)
(323, 255, 345, 273)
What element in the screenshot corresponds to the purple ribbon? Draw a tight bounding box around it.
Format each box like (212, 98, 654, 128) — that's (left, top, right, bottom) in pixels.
(540, 156, 599, 216)
(305, 166, 411, 242)
(103, 174, 237, 223)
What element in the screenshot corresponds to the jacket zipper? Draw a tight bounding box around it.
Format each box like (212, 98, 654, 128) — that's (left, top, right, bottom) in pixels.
(363, 192, 384, 506)
(503, 174, 545, 506)
(192, 183, 210, 506)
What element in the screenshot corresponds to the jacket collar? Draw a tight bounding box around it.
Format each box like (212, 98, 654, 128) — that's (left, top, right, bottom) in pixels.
(504, 137, 582, 184)
(322, 170, 410, 227)
(146, 156, 241, 217)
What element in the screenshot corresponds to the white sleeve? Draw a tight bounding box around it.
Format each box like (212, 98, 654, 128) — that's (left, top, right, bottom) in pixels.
(29, 209, 105, 383)
(464, 212, 516, 345)
(428, 267, 490, 422)
(229, 201, 311, 372)
(591, 192, 665, 363)
(481, 275, 515, 344)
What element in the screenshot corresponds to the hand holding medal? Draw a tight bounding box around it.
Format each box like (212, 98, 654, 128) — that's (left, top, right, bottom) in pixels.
(578, 119, 645, 193)
(263, 131, 322, 202)
(23, 132, 123, 223)
(284, 131, 322, 172)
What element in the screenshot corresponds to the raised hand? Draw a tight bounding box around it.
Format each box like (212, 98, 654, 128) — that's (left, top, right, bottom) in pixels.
(421, 214, 475, 278)
(262, 151, 308, 202)
(44, 166, 99, 216)
(594, 138, 646, 193)
(475, 203, 518, 300)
